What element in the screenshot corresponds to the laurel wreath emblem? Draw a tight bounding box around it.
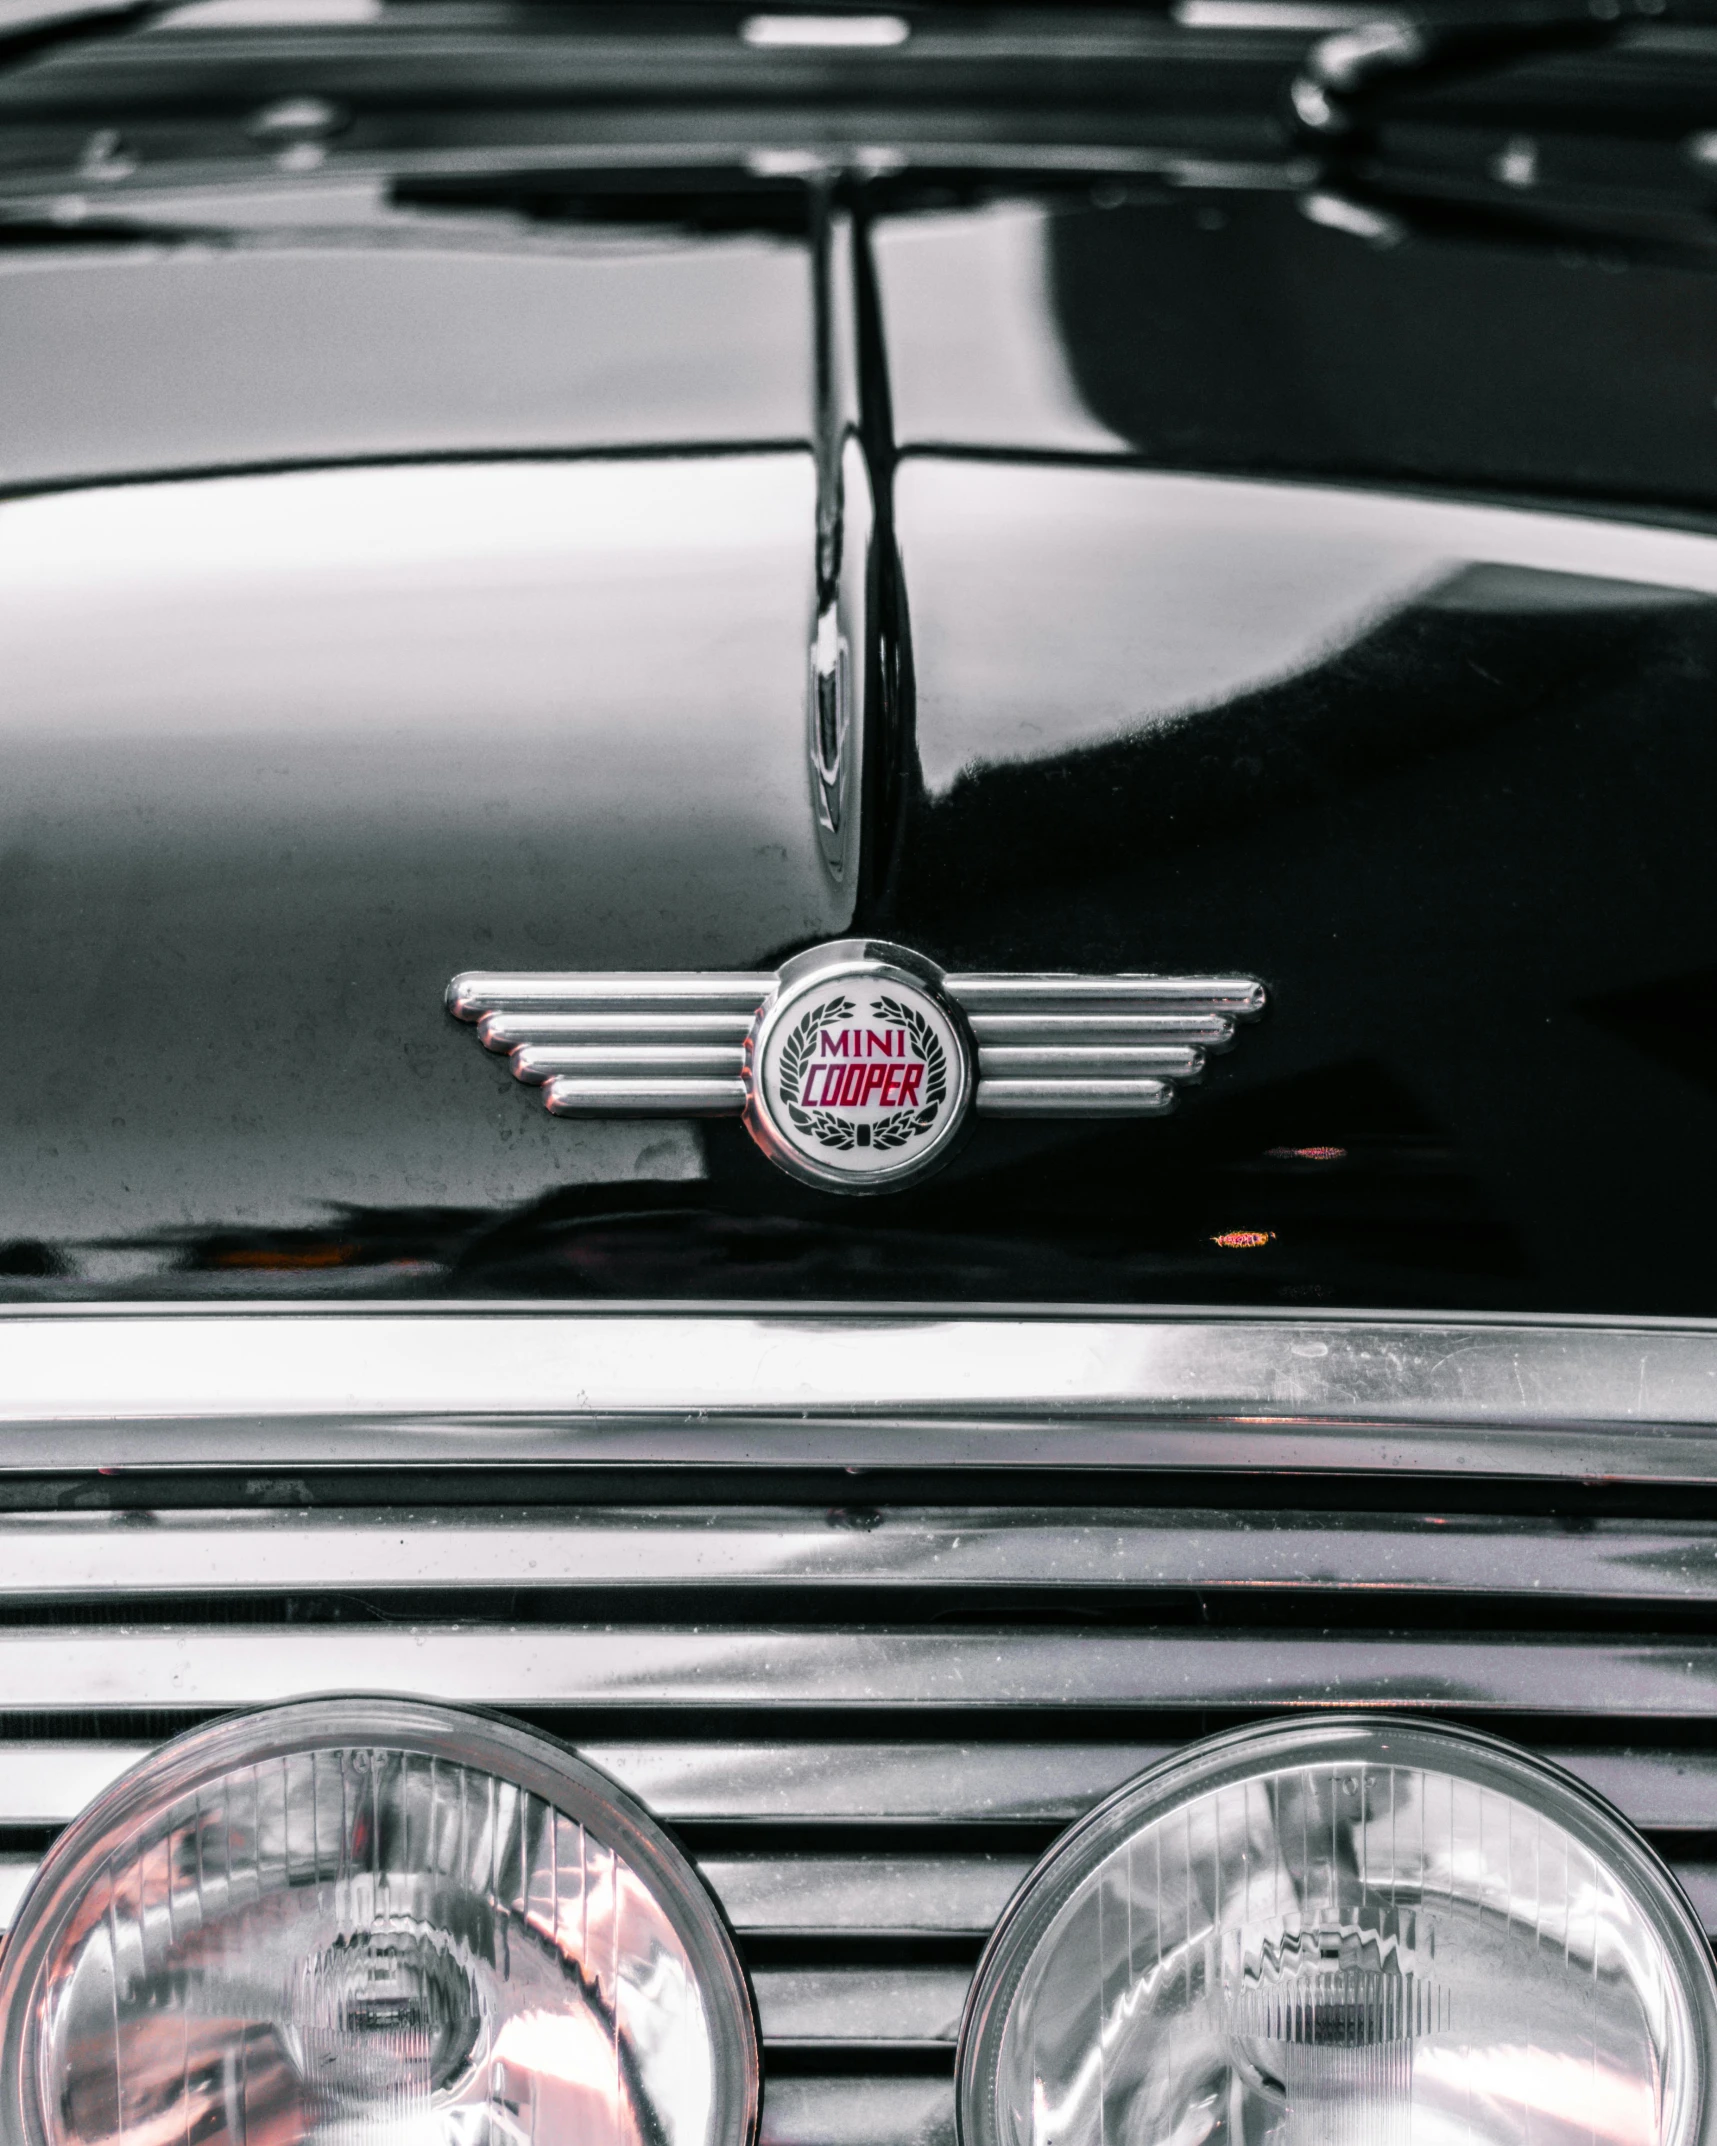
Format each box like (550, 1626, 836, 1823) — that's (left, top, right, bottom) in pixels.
(778, 995, 860, 1149)
(868, 994, 947, 1149)
(777, 990, 947, 1154)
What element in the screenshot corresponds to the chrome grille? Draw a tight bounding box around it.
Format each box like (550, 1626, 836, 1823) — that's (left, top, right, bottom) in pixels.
(1, 1499, 1716, 2146)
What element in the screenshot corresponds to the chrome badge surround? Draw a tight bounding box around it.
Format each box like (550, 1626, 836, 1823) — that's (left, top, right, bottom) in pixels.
(745, 940, 972, 1192)
(447, 943, 1266, 1192)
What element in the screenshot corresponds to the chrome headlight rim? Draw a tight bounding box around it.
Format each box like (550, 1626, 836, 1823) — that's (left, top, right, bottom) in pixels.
(0, 1692, 761, 2146)
(956, 1711, 1717, 2146)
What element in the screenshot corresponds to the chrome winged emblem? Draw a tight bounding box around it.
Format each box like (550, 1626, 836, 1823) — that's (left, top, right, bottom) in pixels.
(448, 939, 1265, 1191)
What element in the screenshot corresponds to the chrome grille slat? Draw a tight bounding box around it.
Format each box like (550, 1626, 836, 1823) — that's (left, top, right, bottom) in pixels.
(752, 1967, 969, 2046)
(760, 2078, 953, 2146)
(580, 1740, 1169, 1821)
(701, 1855, 1029, 1934)
(2, 1623, 1716, 1712)
(587, 1740, 1717, 1833)
(2, 1506, 1715, 1599)
(0, 1739, 154, 1821)
(0, 1736, 1159, 1824)
(7, 1736, 1717, 1831)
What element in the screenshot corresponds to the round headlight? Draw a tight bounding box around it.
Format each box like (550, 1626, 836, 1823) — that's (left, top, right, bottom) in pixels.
(958, 1717, 1717, 2146)
(0, 1698, 759, 2146)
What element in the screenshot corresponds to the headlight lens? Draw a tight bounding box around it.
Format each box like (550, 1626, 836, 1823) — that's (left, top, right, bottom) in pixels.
(958, 1717, 1717, 2146)
(0, 1698, 758, 2146)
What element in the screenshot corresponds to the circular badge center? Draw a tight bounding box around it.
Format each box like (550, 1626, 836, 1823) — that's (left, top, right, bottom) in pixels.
(758, 972, 963, 1180)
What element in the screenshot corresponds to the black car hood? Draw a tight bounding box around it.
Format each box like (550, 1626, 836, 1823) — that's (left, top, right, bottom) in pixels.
(3, 173, 1717, 1316)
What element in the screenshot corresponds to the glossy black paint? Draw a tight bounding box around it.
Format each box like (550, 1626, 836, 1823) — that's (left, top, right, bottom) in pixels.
(0, 233, 817, 487)
(880, 470, 1717, 1315)
(848, 189, 1717, 1316)
(1048, 189, 1717, 509)
(2, 131, 1716, 1313)
(0, 445, 853, 1253)
(873, 184, 1717, 501)
(0, 204, 858, 1279)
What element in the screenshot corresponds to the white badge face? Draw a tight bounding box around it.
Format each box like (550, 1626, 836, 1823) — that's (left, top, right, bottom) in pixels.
(747, 948, 972, 1190)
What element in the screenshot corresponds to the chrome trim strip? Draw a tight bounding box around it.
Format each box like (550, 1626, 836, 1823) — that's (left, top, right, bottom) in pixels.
(563, 1741, 1717, 1836)
(0, 1744, 154, 1824)
(948, 972, 1261, 1114)
(7, 1736, 1710, 1832)
(702, 1854, 1027, 1934)
(478, 1011, 755, 1049)
(976, 1047, 1204, 1077)
(752, 1968, 969, 2047)
(6, 1506, 1717, 1601)
(454, 971, 772, 1117)
(945, 976, 1265, 1014)
(0, 1308, 1715, 1476)
(0, 1622, 1713, 1713)
(974, 1075, 1174, 1115)
(965, 1014, 1236, 1043)
(554, 1741, 1179, 1828)
(543, 1074, 748, 1113)
(449, 973, 772, 1019)
(758, 2078, 951, 2146)
(512, 1044, 746, 1084)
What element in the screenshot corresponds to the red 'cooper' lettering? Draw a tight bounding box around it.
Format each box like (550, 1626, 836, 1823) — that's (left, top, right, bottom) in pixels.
(800, 1047, 925, 1112)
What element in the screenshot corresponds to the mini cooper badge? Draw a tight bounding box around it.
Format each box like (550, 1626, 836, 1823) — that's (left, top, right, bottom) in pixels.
(746, 943, 970, 1189)
(448, 940, 1265, 1193)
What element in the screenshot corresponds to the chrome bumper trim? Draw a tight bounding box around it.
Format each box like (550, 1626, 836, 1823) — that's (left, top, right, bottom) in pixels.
(0, 1305, 1713, 1475)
